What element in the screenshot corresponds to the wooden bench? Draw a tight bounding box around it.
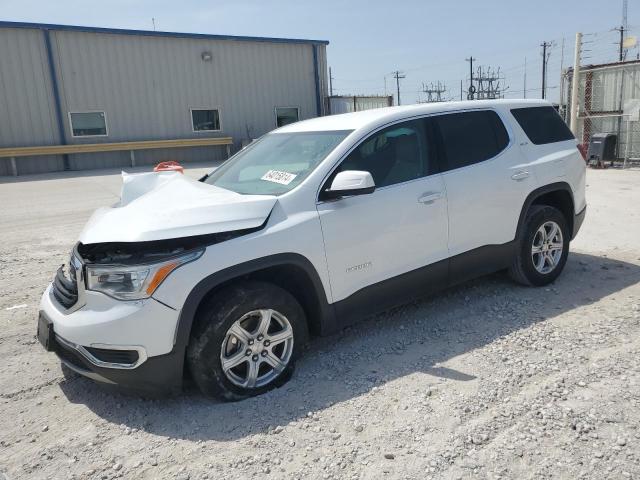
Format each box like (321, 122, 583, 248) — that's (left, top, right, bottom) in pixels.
(0, 137, 234, 176)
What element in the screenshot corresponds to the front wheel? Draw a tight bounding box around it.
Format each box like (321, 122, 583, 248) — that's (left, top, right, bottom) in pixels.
(509, 205, 569, 286)
(187, 281, 308, 401)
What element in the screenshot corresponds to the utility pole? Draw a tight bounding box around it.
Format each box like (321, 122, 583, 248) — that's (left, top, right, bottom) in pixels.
(329, 67, 334, 96)
(570, 32, 582, 137)
(523, 57, 527, 98)
(615, 25, 626, 61)
(615, 0, 629, 157)
(619, 0, 629, 61)
(392, 70, 406, 105)
(541, 41, 552, 99)
(465, 56, 476, 99)
(559, 38, 566, 112)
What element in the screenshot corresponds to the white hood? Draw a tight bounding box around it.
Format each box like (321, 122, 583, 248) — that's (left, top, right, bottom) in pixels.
(79, 172, 277, 244)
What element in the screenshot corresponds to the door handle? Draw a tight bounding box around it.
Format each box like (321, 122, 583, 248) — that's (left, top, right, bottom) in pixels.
(418, 192, 443, 204)
(511, 170, 530, 181)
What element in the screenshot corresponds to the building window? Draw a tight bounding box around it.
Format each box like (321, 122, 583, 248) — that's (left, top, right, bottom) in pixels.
(191, 109, 221, 132)
(69, 112, 108, 137)
(275, 107, 299, 128)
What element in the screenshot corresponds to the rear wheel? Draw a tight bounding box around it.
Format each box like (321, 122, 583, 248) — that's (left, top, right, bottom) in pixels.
(509, 205, 569, 286)
(187, 281, 308, 401)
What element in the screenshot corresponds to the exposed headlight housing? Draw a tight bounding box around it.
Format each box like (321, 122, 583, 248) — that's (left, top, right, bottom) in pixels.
(86, 249, 203, 300)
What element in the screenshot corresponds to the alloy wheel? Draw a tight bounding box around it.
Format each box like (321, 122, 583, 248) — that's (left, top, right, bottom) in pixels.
(220, 309, 294, 389)
(531, 220, 564, 274)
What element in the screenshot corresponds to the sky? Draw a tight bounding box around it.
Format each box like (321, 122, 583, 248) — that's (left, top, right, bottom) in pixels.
(2, 0, 638, 104)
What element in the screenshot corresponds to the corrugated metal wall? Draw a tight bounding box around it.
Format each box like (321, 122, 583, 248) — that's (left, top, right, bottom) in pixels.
(328, 96, 393, 114)
(0, 28, 64, 175)
(315, 45, 328, 116)
(0, 24, 328, 175)
(576, 63, 640, 112)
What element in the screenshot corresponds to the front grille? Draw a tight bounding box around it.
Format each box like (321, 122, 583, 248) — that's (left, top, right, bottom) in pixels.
(52, 264, 78, 309)
(84, 347, 139, 365)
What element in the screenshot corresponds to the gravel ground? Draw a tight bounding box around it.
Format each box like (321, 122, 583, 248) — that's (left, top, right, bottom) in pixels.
(0, 166, 639, 480)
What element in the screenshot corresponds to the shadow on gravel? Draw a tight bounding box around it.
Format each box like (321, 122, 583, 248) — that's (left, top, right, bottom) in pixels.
(58, 251, 640, 441)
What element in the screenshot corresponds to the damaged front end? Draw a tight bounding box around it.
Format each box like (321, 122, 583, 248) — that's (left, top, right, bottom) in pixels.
(77, 228, 258, 265)
(42, 170, 282, 394)
(79, 171, 278, 245)
(70, 170, 274, 301)
(48, 169, 277, 314)
(76, 226, 263, 301)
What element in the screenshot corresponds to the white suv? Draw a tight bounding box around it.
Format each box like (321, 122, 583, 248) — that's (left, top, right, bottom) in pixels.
(37, 100, 586, 400)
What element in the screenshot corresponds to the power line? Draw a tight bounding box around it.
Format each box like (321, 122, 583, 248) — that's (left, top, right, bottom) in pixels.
(330, 21, 638, 104)
(503, 85, 559, 97)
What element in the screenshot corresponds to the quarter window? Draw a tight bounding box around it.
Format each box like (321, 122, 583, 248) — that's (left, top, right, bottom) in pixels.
(434, 110, 509, 171)
(69, 112, 107, 137)
(191, 109, 221, 132)
(337, 120, 430, 188)
(276, 107, 300, 127)
(510, 106, 574, 145)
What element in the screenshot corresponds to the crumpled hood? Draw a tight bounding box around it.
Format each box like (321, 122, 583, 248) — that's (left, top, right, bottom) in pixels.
(79, 171, 277, 244)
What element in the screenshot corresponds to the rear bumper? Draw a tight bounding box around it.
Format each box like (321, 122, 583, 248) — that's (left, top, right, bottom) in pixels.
(572, 206, 586, 240)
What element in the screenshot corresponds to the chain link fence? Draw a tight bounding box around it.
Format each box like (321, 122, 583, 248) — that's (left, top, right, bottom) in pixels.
(564, 61, 640, 165)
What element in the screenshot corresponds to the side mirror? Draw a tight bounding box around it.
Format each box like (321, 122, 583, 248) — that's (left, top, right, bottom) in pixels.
(324, 170, 375, 199)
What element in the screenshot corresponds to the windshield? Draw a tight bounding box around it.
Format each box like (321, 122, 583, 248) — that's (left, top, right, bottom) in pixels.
(204, 130, 352, 195)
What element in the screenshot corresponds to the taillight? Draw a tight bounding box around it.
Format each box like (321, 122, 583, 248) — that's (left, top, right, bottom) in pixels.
(577, 143, 587, 161)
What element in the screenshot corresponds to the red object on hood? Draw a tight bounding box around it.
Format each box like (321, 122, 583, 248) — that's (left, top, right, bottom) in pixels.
(153, 161, 184, 174)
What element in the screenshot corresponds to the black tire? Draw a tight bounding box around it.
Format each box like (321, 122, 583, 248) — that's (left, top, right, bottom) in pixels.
(509, 205, 569, 286)
(186, 281, 308, 401)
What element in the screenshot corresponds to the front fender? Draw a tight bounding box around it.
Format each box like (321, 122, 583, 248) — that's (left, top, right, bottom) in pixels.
(171, 253, 337, 360)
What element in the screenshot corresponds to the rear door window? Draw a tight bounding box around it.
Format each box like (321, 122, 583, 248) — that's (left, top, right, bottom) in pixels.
(510, 106, 574, 145)
(434, 110, 509, 172)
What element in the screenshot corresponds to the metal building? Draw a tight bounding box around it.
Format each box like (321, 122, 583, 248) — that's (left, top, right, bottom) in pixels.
(327, 95, 393, 114)
(0, 21, 329, 175)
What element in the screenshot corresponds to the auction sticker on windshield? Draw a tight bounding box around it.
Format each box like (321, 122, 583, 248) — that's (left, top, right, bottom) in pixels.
(261, 170, 297, 185)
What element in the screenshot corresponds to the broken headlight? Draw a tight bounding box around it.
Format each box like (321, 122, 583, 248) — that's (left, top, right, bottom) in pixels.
(86, 249, 203, 300)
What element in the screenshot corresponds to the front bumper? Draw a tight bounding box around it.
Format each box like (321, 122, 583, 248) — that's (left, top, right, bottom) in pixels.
(38, 285, 185, 395)
(40, 322, 183, 395)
